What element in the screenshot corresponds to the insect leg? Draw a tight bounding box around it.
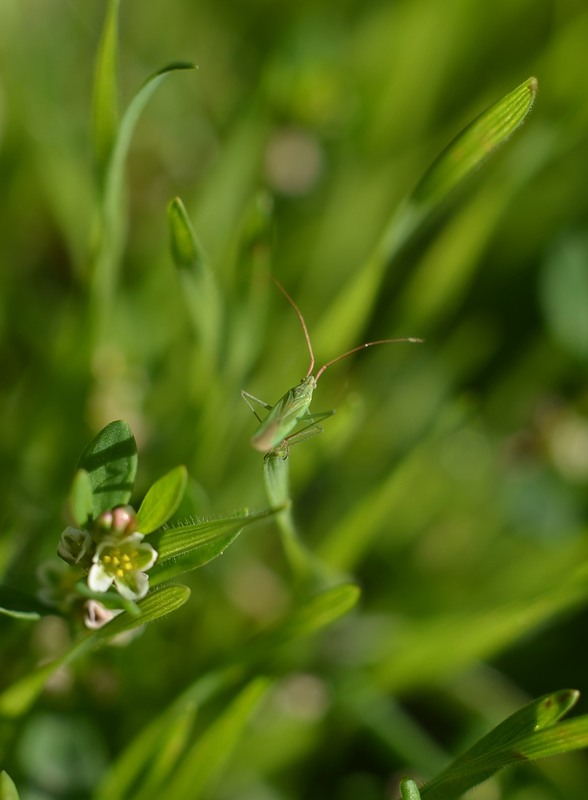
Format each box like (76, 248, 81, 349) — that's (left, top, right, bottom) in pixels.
(241, 390, 273, 423)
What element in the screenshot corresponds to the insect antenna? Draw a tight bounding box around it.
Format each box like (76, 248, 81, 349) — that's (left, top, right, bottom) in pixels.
(314, 337, 424, 382)
(270, 275, 315, 377)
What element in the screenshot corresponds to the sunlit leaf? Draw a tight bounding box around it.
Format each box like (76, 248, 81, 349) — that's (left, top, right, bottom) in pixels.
(421, 690, 584, 799)
(149, 508, 275, 585)
(68, 468, 94, 528)
(76, 420, 137, 515)
(0, 771, 20, 800)
(400, 778, 422, 800)
(410, 76, 538, 212)
(136, 465, 188, 534)
(94, 584, 191, 640)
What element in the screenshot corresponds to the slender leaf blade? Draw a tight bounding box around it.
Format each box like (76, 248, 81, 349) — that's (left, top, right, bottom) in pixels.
(411, 76, 538, 212)
(164, 678, 270, 800)
(136, 465, 188, 534)
(0, 586, 46, 620)
(94, 584, 191, 640)
(92, 0, 119, 178)
(149, 508, 274, 585)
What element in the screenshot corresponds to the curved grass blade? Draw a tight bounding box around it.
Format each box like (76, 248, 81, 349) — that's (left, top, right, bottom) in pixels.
(0, 586, 47, 620)
(136, 465, 188, 534)
(421, 690, 585, 799)
(91, 62, 196, 343)
(76, 420, 137, 515)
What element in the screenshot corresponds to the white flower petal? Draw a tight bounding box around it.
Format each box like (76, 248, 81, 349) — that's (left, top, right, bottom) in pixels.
(115, 570, 150, 601)
(88, 563, 114, 593)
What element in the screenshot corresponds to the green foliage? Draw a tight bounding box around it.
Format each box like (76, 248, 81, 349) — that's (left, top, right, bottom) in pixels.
(1, 0, 588, 798)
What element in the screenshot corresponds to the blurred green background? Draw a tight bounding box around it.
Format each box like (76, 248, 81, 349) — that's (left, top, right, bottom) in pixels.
(1, 0, 588, 797)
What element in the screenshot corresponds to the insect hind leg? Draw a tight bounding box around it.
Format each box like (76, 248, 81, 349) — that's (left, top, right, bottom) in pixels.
(240, 390, 273, 423)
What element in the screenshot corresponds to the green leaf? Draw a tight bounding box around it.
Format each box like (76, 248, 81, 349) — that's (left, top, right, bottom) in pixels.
(167, 197, 207, 274)
(167, 196, 222, 367)
(136, 465, 188, 534)
(410, 76, 538, 212)
(0, 586, 46, 620)
(255, 583, 361, 657)
(76, 420, 137, 516)
(91, 0, 119, 179)
(164, 678, 271, 800)
(421, 690, 584, 799)
(68, 468, 94, 528)
(91, 62, 196, 344)
(314, 77, 538, 353)
(0, 772, 20, 800)
(94, 584, 191, 640)
(148, 508, 275, 586)
(400, 778, 422, 800)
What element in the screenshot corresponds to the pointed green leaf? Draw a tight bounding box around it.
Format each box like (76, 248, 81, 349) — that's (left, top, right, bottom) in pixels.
(92, 0, 119, 178)
(165, 678, 271, 800)
(411, 76, 538, 212)
(149, 508, 275, 586)
(0, 771, 20, 800)
(76, 420, 137, 515)
(167, 197, 206, 274)
(255, 584, 361, 657)
(167, 196, 221, 365)
(421, 690, 582, 799)
(400, 778, 422, 800)
(94, 584, 191, 640)
(0, 586, 46, 620)
(68, 468, 94, 528)
(136, 465, 188, 534)
(130, 702, 198, 800)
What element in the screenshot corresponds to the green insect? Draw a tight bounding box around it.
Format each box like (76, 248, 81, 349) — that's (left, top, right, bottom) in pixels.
(242, 278, 422, 456)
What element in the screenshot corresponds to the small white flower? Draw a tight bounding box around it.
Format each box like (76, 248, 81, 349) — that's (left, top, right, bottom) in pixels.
(88, 533, 158, 601)
(57, 527, 93, 567)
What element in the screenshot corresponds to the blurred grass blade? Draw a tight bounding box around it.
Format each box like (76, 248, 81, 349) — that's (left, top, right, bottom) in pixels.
(76, 420, 137, 515)
(148, 508, 275, 585)
(92, 0, 119, 179)
(91, 62, 196, 344)
(68, 468, 94, 528)
(0, 586, 45, 620)
(316, 77, 537, 350)
(95, 671, 233, 800)
(0, 586, 189, 717)
(167, 196, 222, 370)
(421, 690, 581, 799)
(401, 778, 422, 800)
(0, 771, 20, 800)
(95, 585, 191, 639)
(258, 583, 361, 654)
(410, 76, 537, 212)
(164, 678, 271, 800)
(130, 702, 198, 800)
(136, 465, 188, 534)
